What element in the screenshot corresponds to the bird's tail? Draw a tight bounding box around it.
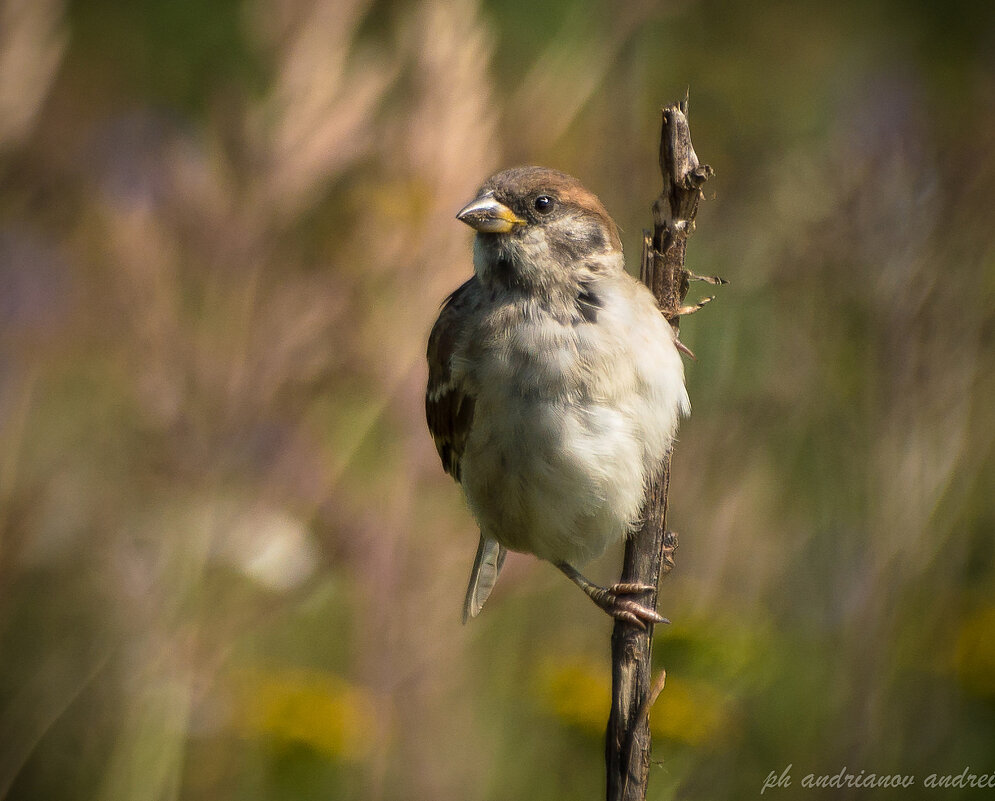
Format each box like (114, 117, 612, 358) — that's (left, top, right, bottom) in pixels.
(462, 536, 507, 623)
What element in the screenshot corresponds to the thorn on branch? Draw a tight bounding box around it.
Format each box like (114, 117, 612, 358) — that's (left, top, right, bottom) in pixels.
(683, 164, 715, 193)
(661, 530, 678, 575)
(623, 670, 669, 795)
(675, 296, 714, 317)
(689, 272, 729, 286)
(675, 339, 696, 361)
(639, 670, 668, 728)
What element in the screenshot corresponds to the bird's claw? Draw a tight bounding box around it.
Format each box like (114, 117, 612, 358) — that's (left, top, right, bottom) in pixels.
(595, 583, 668, 629)
(556, 562, 669, 629)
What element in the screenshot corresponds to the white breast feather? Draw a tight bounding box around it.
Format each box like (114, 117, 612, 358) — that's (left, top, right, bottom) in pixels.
(460, 278, 688, 566)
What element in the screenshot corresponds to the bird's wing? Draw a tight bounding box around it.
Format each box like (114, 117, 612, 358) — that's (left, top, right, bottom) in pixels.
(425, 277, 478, 484)
(427, 278, 506, 622)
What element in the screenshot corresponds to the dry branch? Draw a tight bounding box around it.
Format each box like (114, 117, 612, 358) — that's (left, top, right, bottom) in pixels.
(605, 99, 713, 801)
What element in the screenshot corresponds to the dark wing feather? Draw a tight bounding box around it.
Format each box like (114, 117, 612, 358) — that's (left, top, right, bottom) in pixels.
(426, 277, 479, 483)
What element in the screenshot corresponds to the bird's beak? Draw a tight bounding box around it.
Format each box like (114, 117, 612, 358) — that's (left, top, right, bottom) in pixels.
(456, 193, 526, 233)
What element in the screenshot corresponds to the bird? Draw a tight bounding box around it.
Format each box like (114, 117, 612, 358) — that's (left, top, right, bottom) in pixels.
(426, 166, 690, 628)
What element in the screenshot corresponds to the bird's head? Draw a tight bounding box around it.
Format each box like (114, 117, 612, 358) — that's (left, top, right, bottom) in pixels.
(457, 166, 624, 293)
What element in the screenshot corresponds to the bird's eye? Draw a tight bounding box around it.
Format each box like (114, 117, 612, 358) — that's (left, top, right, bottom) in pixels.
(533, 195, 555, 214)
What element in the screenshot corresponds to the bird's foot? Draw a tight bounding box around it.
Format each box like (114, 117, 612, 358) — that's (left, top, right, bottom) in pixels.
(587, 582, 669, 630)
(556, 562, 669, 630)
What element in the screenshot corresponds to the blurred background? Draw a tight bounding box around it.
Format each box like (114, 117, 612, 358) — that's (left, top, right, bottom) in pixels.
(1, 0, 994, 799)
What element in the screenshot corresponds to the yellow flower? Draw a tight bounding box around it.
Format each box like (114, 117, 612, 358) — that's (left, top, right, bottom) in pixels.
(234, 668, 380, 761)
(954, 606, 995, 697)
(649, 676, 725, 746)
(536, 657, 727, 746)
(536, 658, 611, 736)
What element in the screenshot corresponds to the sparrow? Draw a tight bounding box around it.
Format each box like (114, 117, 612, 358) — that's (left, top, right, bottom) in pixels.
(426, 166, 690, 628)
